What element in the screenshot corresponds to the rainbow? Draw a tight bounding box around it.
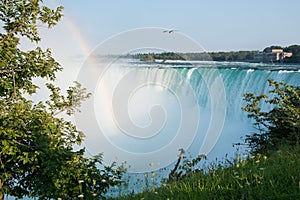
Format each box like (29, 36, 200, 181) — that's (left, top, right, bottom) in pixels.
(46, 0, 93, 59)
(64, 16, 92, 59)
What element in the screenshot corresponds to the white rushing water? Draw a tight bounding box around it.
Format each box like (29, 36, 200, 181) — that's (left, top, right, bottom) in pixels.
(71, 59, 300, 195)
(16, 59, 300, 199)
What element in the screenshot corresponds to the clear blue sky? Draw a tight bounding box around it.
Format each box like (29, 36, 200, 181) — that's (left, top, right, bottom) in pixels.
(44, 0, 300, 54)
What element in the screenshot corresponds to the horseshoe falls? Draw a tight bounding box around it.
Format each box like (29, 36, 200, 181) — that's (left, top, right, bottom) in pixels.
(177, 64, 299, 159)
(74, 59, 300, 194)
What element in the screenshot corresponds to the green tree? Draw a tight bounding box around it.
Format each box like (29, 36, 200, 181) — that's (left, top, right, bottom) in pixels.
(242, 79, 300, 153)
(284, 45, 300, 63)
(0, 1, 124, 199)
(263, 45, 283, 53)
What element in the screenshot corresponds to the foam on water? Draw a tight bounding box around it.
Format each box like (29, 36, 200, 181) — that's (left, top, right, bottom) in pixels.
(74, 59, 300, 195)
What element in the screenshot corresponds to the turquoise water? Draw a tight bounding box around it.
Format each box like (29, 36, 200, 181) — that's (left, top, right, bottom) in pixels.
(12, 60, 300, 199)
(74, 59, 300, 196)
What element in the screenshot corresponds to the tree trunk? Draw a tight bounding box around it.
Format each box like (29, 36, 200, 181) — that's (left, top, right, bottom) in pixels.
(0, 179, 3, 200)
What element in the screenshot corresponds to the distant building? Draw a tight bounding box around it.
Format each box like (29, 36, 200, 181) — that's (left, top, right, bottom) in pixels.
(254, 49, 293, 62)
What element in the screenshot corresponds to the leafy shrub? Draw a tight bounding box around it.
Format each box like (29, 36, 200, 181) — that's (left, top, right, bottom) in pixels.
(242, 79, 300, 153)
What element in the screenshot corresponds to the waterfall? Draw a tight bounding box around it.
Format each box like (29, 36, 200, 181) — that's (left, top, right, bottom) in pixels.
(75, 59, 300, 175)
(66, 59, 300, 196)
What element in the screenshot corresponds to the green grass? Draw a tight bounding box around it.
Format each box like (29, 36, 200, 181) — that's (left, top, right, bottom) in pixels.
(113, 145, 300, 200)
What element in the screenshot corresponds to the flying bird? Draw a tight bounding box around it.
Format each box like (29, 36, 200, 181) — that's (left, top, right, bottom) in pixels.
(163, 29, 178, 33)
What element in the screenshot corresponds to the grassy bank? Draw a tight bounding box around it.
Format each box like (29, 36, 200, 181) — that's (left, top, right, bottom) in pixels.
(114, 145, 300, 200)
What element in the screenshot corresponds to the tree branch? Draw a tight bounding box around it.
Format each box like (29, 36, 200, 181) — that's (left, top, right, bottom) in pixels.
(12, 69, 17, 101)
(52, 105, 73, 116)
(169, 148, 185, 180)
(0, 68, 23, 74)
(12, 139, 34, 148)
(0, 25, 21, 44)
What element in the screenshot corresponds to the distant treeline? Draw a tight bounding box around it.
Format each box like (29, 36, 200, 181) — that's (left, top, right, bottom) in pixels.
(131, 45, 300, 63)
(132, 51, 258, 62)
(133, 52, 186, 62)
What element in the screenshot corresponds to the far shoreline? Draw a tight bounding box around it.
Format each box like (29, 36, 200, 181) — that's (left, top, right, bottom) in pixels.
(129, 44, 300, 64)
